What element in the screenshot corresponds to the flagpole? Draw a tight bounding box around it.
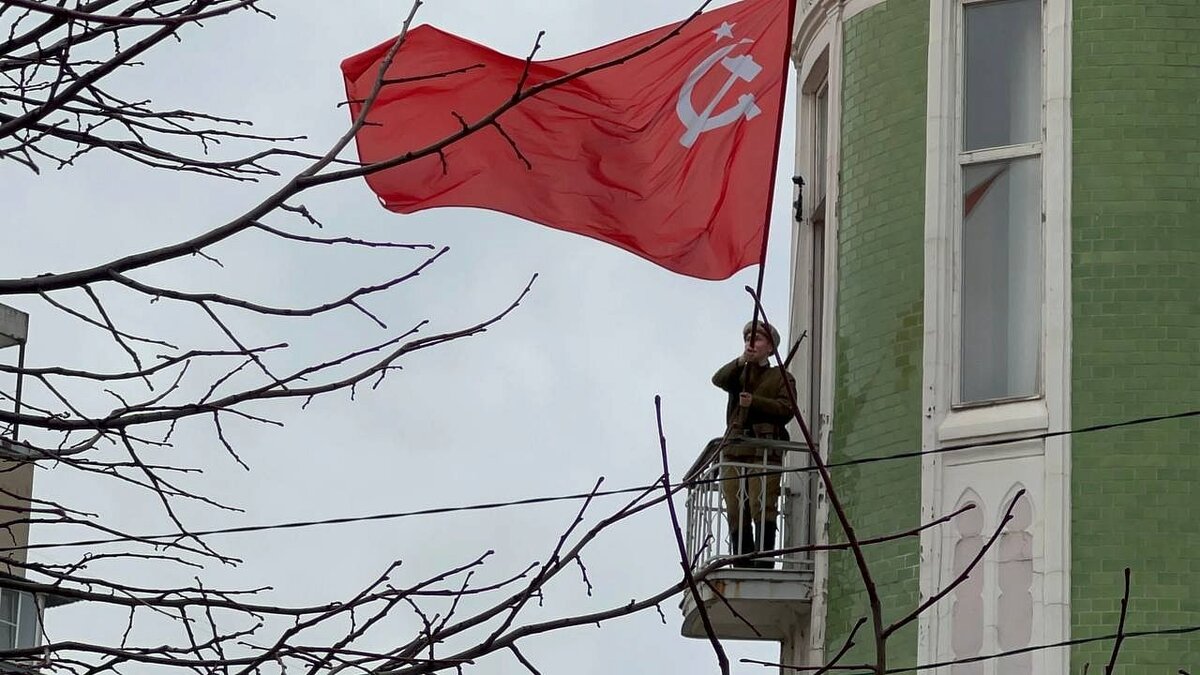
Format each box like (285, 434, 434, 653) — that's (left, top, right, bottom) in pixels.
(732, 0, 800, 440)
(746, 0, 799, 346)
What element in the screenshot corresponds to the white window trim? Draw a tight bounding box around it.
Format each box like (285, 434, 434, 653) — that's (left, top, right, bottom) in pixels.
(951, 0, 1046, 411)
(789, 0, 845, 669)
(959, 142, 1041, 165)
(0, 588, 42, 651)
(919, 0, 1072, 672)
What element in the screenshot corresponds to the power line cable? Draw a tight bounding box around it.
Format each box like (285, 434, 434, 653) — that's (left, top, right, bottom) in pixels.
(743, 620, 1200, 674)
(826, 406, 1200, 472)
(18, 406, 1199, 551)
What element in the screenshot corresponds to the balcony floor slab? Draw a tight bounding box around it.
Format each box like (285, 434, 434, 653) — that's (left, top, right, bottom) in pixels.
(680, 567, 813, 641)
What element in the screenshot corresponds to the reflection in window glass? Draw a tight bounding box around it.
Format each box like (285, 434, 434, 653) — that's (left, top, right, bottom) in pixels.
(964, 0, 1042, 151)
(960, 157, 1042, 402)
(0, 589, 17, 650)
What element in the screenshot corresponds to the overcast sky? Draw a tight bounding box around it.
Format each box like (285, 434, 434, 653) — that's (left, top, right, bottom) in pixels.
(1, 1, 798, 673)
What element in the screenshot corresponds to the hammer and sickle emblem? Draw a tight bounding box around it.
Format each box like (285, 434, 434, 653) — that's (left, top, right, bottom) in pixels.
(675, 38, 762, 148)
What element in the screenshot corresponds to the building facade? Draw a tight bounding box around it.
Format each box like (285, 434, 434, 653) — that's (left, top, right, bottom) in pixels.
(0, 305, 71, 666)
(785, 0, 1200, 672)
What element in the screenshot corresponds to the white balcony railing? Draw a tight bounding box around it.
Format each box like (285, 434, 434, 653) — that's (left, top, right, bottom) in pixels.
(684, 436, 814, 572)
(678, 436, 816, 641)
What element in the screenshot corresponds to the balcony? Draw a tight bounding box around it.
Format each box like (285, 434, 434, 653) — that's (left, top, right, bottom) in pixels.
(679, 437, 815, 641)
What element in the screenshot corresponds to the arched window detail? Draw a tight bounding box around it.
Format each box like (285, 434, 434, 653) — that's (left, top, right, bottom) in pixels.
(951, 492, 985, 675)
(996, 489, 1034, 675)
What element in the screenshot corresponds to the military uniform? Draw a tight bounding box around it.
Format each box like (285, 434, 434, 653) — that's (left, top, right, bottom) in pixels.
(711, 351, 795, 564)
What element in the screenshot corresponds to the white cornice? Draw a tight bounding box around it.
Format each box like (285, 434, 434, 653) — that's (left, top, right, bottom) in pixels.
(793, 0, 836, 63)
(793, 0, 889, 64)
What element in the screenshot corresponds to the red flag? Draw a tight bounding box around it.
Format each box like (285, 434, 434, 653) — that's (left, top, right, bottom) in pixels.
(964, 165, 1008, 219)
(342, 0, 791, 280)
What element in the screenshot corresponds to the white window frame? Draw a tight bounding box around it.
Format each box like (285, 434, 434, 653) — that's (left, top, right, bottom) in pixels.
(0, 588, 41, 651)
(796, 64, 830, 432)
(919, 0, 1072, 672)
(952, 0, 1046, 410)
(922, 0, 1074, 443)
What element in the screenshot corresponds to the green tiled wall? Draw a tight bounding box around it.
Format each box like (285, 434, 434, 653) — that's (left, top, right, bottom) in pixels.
(824, 0, 928, 667)
(1070, 0, 1200, 671)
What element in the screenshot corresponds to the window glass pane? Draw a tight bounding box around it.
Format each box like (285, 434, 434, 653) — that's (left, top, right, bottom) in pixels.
(0, 623, 13, 651)
(960, 157, 1042, 402)
(964, 0, 1042, 151)
(16, 592, 37, 648)
(0, 589, 16, 624)
(810, 220, 825, 428)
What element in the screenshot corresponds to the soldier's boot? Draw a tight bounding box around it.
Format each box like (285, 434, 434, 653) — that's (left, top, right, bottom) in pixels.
(753, 522, 778, 569)
(731, 528, 757, 568)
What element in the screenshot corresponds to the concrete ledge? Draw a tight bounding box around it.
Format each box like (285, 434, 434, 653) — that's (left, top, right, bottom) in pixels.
(680, 567, 813, 641)
(0, 438, 33, 460)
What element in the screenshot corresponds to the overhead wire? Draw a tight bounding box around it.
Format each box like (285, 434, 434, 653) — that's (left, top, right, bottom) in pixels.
(16, 406, 1199, 551)
(741, 619, 1200, 673)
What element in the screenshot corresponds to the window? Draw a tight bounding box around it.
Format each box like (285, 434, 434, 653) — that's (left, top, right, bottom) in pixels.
(921, 0, 1070, 670)
(0, 588, 39, 651)
(956, 0, 1043, 405)
(808, 79, 829, 426)
(812, 81, 829, 223)
(793, 49, 833, 435)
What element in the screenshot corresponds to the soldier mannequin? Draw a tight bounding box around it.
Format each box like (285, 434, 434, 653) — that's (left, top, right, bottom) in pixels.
(711, 320, 795, 567)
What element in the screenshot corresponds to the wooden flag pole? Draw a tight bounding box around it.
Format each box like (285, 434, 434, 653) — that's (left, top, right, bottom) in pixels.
(740, 0, 800, 402)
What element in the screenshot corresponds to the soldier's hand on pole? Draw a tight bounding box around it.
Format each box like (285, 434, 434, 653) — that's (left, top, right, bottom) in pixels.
(739, 392, 753, 408)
